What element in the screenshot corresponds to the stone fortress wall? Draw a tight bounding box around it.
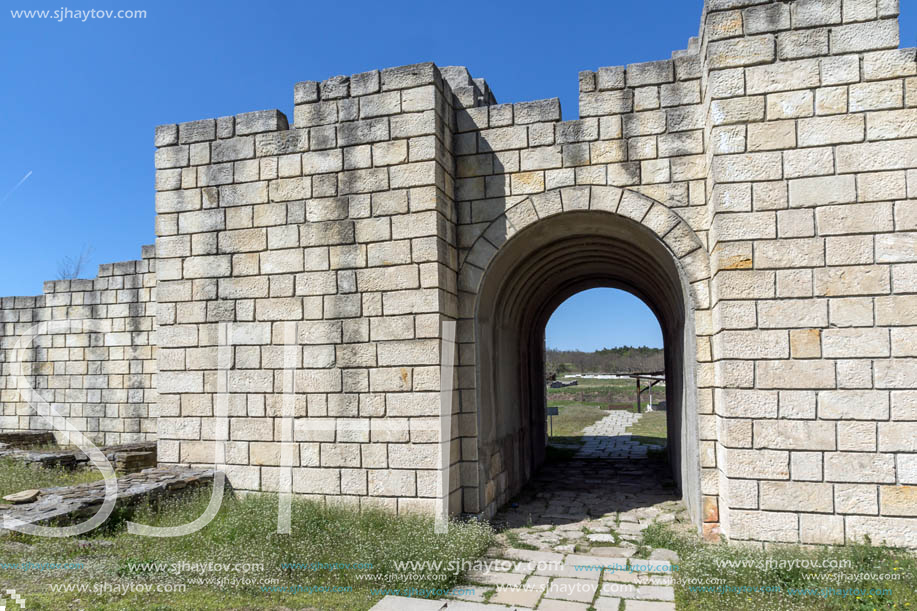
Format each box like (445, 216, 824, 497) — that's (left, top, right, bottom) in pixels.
(0, 247, 158, 445)
(1, 0, 915, 547)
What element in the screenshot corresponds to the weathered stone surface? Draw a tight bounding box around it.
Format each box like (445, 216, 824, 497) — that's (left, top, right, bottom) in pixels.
(0, 467, 214, 529)
(3, 489, 39, 504)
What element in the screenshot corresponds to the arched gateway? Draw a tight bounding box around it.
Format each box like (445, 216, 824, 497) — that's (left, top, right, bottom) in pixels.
(2, 1, 916, 547)
(455, 187, 710, 528)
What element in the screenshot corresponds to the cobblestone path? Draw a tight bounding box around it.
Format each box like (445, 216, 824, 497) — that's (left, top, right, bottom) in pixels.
(372, 457, 687, 610)
(574, 410, 664, 459)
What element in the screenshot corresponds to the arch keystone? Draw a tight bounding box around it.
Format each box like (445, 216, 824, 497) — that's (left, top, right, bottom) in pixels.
(560, 186, 590, 211)
(589, 186, 623, 212)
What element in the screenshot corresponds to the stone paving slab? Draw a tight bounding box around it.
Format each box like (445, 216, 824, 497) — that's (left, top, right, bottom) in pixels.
(543, 577, 597, 602)
(370, 458, 687, 611)
(370, 596, 445, 610)
(624, 601, 677, 611)
(593, 596, 622, 610)
(573, 411, 663, 459)
(490, 586, 541, 607)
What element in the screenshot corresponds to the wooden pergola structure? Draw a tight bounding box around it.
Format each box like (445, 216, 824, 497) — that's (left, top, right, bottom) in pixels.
(626, 371, 665, 413)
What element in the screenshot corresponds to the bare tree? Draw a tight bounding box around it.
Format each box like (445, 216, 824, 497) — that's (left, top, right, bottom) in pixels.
(57, 245, 94, 280)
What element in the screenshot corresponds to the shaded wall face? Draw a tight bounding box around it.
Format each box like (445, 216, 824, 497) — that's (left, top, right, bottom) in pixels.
(0, 257, 158, 446)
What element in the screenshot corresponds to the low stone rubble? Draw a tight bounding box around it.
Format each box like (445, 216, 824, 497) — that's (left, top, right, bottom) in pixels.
(0, 441, 157, 470)
(0, 466, 215, 531)
(0, 431, 55, 448)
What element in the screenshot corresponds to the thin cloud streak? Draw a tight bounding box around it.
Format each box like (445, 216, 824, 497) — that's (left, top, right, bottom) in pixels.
(1, 171, 33, 205)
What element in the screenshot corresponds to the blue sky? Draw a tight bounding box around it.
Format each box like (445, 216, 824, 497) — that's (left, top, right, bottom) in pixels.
(546, 288, 663, 350)
(1, 1, 914, 349)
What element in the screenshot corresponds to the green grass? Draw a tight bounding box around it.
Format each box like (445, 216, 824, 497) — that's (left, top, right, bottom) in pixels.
(548, 377, 665, 414)
(547, 404, 608, 439)
(546, 399, 609, 407)
(547, 378, 644, 396)
(0, 487, 494, 610)
(642, 522, 917, 610)
(625, 410, 668, 447)
(0, 457, 105, 498)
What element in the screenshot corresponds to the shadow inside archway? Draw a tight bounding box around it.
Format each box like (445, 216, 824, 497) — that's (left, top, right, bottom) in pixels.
(493, 455, 680, 532)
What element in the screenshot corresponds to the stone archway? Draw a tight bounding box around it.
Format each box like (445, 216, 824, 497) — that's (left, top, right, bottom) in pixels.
(456, 186, 712, 530)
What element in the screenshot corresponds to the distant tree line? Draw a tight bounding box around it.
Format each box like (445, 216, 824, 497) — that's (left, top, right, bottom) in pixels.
(546, 346, 664, 375)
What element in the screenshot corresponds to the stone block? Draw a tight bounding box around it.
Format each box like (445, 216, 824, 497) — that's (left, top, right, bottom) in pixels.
(797, 115, 864, 146)
(815, 86, 848, 115)
(815, 202, 892, 234)
(778, 29, 829, 59)
(800, 514, 844, 544)
(766, 90, 814, 119)
(760, 481, 833, 512)
(824, 326, 891, 357)
(877, 421, 917, 451)
(711, 96, 765, 125)
(236, 110, 288, 135)
(721, 448, 789, 479)
(818, 390, 890, 419)
(755, 420, 836, 450)
(790, 0, 843, 26)
(863, 49, 917, 80)
(847, 516, 917, 546)
(712, 152, 782, 182)
(879, 486, 917, 516)
(747, 120, 795, 151)
(830, 19, 899, 53)
(728, 509, 798, 542)
(835, 483, 879, 514)
(791, 451, 823, 481)
(849, 81, 904, 112)
(746, 59, 820, 95)
(756, 360, 836, 389)
(868, 109, 917, 141)
(579, 90, 633, 117)
(369, 469, 416, 496)
(824, 452, 896, 482)
(179, 119, 216, 144)
(838, 421, 877, 451)
(707, 35, 775, 69)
